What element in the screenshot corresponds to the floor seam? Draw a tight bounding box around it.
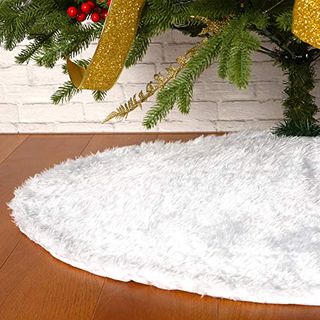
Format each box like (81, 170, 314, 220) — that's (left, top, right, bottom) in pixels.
(80, 135, 96, 156)
(0, 238, 22, 272)
(0, 135, 29, 272)
(90, 280, 106, 320)
(0, 135, 29, 166)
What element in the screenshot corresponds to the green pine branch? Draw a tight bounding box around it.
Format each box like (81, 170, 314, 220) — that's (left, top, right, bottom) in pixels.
(0, 0, 318, 136)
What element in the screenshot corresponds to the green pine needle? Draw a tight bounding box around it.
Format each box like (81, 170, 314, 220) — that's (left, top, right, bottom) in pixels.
(51, 81, 81, 105)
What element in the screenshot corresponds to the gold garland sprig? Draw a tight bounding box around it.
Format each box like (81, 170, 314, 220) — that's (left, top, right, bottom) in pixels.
(191, 15, 231, 36)
(102, 45, 200, 123)
(103, 16, 231, 124)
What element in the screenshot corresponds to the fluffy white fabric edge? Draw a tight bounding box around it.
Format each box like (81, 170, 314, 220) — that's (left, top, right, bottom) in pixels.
(8, 131, 320, 306)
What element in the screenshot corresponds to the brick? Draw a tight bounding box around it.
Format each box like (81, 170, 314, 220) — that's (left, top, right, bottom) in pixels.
(84, 102, 118, 122)
(112, 120, 158, 133)
(54, 122, 114, 133)
(141, 44, 163, 63)
(18, 104, 84, 123)
(0, 104, 19, 122)
(163, 44, 195, 63)
(114, 84, 126, 101)
(28, 65, 69, 85)
(193, 82, 255, 102)
(251, 62, 283, 82)
(0, 122, 17, 133)
(167, 102, 218, 121)
(170, 30, 201, 44)
(255, 82, 285, 101)
(17, 123, 56, 133)
(251, 51, 273, 62)
(0, 66, 29, 85)
(0, 84, 8, 102)
(117, 64, 156, 84)
(197, 65, 223, 83)
(189, 102, 219, 120)
(76, 44, 97, 60)
(218, 101, 283, 121)
(0, 47, 20, 67)
(4, 85, 56, 104)
(157, 120, 217, 132)
(152, 33, 170, 44)
(152, 30, 201, 45)
(313, 84, 320, 98)
(217, 120, 280, 132)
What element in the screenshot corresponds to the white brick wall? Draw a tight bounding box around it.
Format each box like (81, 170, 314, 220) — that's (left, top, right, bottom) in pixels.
(0, 30, 319, 133)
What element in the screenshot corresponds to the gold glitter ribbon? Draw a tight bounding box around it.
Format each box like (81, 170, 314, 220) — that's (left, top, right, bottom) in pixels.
(292, 0, 320, 48)
(67, 0, 146, 90)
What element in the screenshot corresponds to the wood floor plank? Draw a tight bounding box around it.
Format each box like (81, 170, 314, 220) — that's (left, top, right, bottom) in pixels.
(81, 133, 159, 156)
(0, 135, 93, 194)
(0, 135, 28, 164)
(0, 201, 22, 270)
(0, 134, 106, 320)
(157, 132, 223, 142)
(82, 132, 225, 156)
(0, 238, 104, 320)
(0, 135, 94, 267)
(218, 299, 320, 320)
(92, 279, 218, 320)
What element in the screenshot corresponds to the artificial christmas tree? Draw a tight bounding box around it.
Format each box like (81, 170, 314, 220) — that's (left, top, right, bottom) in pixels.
(0, 0, 319, 135)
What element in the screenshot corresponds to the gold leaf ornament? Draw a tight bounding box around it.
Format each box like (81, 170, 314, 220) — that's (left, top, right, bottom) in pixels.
(67, 0, 146, 91)
(292, 0, 320, 48)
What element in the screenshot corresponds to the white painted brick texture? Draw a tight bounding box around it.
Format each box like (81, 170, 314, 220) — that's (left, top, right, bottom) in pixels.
(0, 30, 319, 133)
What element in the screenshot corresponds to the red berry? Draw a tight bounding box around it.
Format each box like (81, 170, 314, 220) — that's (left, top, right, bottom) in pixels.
(87, 1, 96, 9)
(81, 3, 92, 14)
(67, 6, 78, 18)
(91, 12, 100, 23)
(76, 12, 87, 22)
(101, 9, 108, 20)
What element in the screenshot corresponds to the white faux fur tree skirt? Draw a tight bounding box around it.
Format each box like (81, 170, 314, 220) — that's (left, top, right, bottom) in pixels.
(9, 131, 320, 305)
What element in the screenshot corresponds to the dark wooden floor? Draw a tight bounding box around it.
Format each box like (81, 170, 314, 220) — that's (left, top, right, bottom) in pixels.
(0, 133, 319, 320)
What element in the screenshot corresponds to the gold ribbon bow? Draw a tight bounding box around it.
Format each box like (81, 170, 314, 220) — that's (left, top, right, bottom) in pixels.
(67, 0, 146, 91)
(292, 0, 320, 48)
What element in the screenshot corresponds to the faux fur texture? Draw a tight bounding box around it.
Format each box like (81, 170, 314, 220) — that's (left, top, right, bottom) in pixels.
(9, 131, 320, 305)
